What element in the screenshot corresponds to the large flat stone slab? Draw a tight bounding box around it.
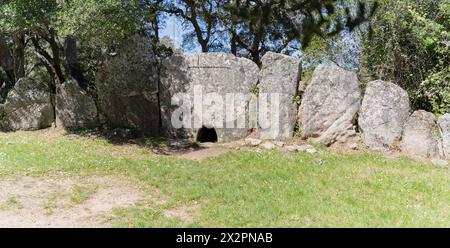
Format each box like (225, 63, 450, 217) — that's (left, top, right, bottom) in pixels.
(96, 35, 160, 136)
(359, 80, 411, 150)
(1, 78, 54, 131)
(401, 110, 441, 158)
(299, 63, 360, 145)
(258, 52, 301, 140)
(160, 52, 259, 142)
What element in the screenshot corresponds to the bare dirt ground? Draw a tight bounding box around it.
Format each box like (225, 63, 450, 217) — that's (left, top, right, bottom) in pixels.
(178, 147, 229, 161)
(150, 139, 231, 161)
(0, 175, 145, 228)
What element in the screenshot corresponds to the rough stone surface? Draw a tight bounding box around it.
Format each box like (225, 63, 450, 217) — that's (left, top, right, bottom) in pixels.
(306, 147, 318, 154)
(299, 63, 361, 145)
(284, 145, 316, 153)
(56, 81, 98, 130)
(431, 158, 449, 167)
(160, 52, 259, 142)
(348, 143, 359, 150)
(359, 80, 411, 150)
(274, 141, 285, 147)
(96, 35, 160, 136)
(262, 142, 276, 150)
(258, 52, 301, 140)
(245, 138, 263, 147)
(439, 114, 450, 159)
(401, 110, 441, 158)
(1, 78, 54, 131)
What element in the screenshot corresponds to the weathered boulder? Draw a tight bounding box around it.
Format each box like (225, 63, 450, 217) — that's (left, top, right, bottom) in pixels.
(439, 113, 450, 159)
(258, 52, 301, 140)
(96, 35, 160, 136)
(299, 63, 361, 145)
(0, 78, 54, 131)
(56, 80, 99, 130)
(160, 52, 259, 142)
(359, 80, 411, 150)
(401, 110, 441, 158)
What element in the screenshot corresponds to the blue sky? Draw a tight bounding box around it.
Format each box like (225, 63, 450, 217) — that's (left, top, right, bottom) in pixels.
(160, 15, 184, 49)
(158, 13, 361, 70)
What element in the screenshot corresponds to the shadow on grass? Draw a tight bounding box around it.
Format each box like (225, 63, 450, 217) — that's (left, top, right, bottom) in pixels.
(64, 127, 204, 156)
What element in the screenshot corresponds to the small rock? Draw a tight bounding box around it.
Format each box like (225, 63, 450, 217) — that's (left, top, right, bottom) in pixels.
(431, 159, 449, 167)
(236, 140, 247, 147)
(285, 146, 298, 152)
(349, 143, 359, 150)
(306, 148, 318, 154)
(262, 142, 276, 150)
(245, 138, 263, 147)
(295, 145, 310, 152)
(274, 141, 285, 147)
(285, 145, 317, 153)
(169, 140, 194, 148)
(65, 134, 80, 140)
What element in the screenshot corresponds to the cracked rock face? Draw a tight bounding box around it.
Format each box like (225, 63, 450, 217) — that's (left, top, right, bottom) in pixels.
(56, 80, 99, 130)
(96, 35, 160, 136)
(160, 52, 259, 142)
(299, 63, 361, 146)
(439, 113, 450, 159)
(359, 80, 411, 150)
(1, 78, 54, 131)
(258, 52, 302, 140)
(401, 110, 441, 158)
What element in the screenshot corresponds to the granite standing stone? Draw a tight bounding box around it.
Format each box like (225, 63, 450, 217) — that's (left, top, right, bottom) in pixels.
(299, 63, 361, 145)
(359, 80, 411, 150)
(258, 52, 301, 140)
(96, 35, 160, 136)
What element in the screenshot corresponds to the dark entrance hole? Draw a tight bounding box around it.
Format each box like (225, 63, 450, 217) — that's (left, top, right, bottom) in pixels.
(197, 127, 218, 143)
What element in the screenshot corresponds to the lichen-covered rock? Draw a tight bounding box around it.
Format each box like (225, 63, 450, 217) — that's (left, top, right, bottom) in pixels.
(401, 110, 441, 158)
(359, 80, 411, 150)
(299, 63, 361, 145)
(258, 52, 301, 140)
(56, 80, 98, 130)
(96, 35, 160, 136)
(438, 113, 450, 159)
(1, 78, 54, 131)
(160, 52, 259, 142)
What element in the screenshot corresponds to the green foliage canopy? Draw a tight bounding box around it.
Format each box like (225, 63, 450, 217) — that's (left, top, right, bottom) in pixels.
(360, 0, 449, 115)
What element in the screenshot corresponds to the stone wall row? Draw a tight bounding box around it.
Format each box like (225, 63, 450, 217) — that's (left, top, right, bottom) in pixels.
(0, 35, 448, 161)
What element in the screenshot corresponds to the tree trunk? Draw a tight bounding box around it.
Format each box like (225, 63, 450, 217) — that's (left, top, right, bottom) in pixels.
(0, 34, 16, 100)
(12, 33, 26, 80)
(0, 34, 15, 84)
(230, 32, 237, 56)
(251, 50, 261, 68)
(200, 41, 208, 52)
(47, 31, 65, 85)
(150, 18, 160, 52)
(64, 36, 88, 90)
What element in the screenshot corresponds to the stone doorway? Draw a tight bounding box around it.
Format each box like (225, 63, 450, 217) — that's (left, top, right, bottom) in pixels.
(197, 127, 218, 143)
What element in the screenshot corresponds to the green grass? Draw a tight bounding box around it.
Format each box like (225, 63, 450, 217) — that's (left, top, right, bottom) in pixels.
(69, 184, 99, 205)
(2, 196, 24, 210)
(0, 131, 449, 227)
